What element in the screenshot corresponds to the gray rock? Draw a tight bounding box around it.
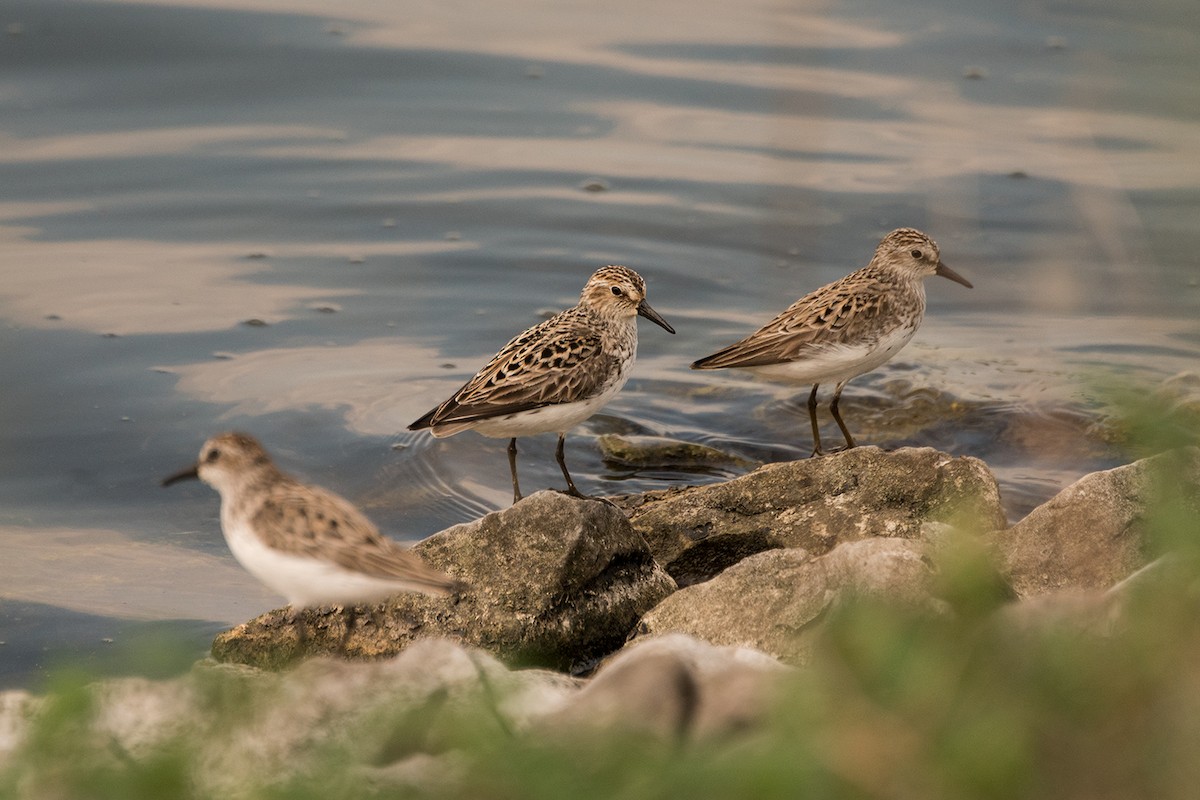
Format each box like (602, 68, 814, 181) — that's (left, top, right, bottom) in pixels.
(3, 638, 576, 797)
(536, 633, 789, 741)
(991, 589, 1117, 638)
(353, 752, 469, 796)
(625, 446, 1004, 586)
(992, 553, 1196, 643)
(995, 447, 1200, 598)
(212, 491, 677, 671)
(985, 558, 1197, 657)
(634, 538, 940, 664)
(0, 691, 37, 768)
(1, 635, 791, 795)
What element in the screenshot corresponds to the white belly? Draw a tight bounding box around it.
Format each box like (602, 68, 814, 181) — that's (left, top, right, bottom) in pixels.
(222, 518, 416, 608)
(745, 325, 917, 386)
(439, 373, 629, 439)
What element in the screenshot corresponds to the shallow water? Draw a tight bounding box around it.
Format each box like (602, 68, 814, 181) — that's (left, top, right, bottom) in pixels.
(1, 0, 1197, 689)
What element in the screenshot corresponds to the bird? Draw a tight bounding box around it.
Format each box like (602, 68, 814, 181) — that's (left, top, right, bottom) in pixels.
(408, 265, 675, 504)
(691, 228, 972, 455)
(162, 432, 462, 609)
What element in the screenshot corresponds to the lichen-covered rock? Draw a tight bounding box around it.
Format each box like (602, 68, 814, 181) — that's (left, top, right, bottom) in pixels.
(212, 491, 677, 671)
(994, 447, 1200, 598)
(633, 538, 941, 664)
(623, 446, 1004, 586)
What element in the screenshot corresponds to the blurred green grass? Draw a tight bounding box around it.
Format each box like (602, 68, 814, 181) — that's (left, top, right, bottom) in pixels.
(12, 567, 1200, 800)
(3, 384, 1199, 800)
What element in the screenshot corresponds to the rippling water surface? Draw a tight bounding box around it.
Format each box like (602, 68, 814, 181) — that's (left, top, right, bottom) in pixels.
(2, 0, 1197, 688)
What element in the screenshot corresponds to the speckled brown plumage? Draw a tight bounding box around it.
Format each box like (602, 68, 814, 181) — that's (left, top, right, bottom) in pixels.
(691, 264, 923, 369)
(408, 264, 675, 503)
(408, 305, 625, 430)
(692, 228, 972, 455)
(163, 432, 462, 607)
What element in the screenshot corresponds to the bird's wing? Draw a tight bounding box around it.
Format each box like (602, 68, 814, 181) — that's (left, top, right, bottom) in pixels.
(692, 270, 898, 369)
(251, 481, 456, 589)
(409, 308, 619, 428)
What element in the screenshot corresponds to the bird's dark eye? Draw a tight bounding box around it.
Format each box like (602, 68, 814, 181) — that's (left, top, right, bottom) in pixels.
(911, 249, 923, 259)
(205, 449, 221, 463)
(611, 285, 624, 296)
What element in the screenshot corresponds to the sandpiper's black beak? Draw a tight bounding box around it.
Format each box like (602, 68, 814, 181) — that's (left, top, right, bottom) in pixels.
(161, 464, 200, 487)
(935, 261, 973, 289)
(637, 300, 676, 334)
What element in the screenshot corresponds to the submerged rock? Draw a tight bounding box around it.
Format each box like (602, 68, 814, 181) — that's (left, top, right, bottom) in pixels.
(831, 382, 976, 445)
(597, 434, 756, 470)
(633, 538, 941, 664)
(212, 491, 676, 672)
(995, 447, 1200, 598)
(625, 446, 1004, 586)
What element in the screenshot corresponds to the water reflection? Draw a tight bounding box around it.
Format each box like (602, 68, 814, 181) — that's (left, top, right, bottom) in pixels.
(167, 340, 450, 434)
(2, 524, 278, 623)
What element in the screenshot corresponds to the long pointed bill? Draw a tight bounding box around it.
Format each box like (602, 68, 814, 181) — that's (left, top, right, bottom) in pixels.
(161, 464, 200, 487)
(637, 300, 676, 334)
(935, 261, 973, 289)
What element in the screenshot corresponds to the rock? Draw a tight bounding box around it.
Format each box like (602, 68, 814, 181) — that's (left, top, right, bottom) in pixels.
(212, 491, 677, 672)
(833, 382, 977, 445)
(597, 434, 756, 470)
(579, 177, 610, 192)
(540, 644, 698, 740)
(993, 553, 1198, 642)
(1101, 374, 1200, 452)
(994, 448, 1200, 598)
(634, 538, 940, 664)
(991, 589, 1117, 637)
(536, 633, 789, 741)
(0, 691, 37, 767)
(354, 752, 468, 795)
(202, 640, 575, 789)
(1, 636, 791, 795)
(2, 639, 577, 797)
(625, 447, 1004, 586)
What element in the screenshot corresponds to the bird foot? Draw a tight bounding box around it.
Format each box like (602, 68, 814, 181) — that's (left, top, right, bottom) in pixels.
(812, 443, 856, 458)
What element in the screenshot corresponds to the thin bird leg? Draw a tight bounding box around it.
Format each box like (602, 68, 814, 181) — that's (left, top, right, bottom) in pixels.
(556, 433, 585, 497)
(829, 380, 857, 451)
(807, 384, 824, 457)
(507, 437, 523, 504)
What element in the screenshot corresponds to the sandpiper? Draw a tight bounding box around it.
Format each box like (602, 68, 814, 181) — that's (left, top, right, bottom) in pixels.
(162, 432, 461, 608)
(691, 228, 972, 455)
(409, 265, 675, 504)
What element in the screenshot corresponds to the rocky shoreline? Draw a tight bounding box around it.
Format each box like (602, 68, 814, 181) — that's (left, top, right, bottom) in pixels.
(3, 445, 1198, 793)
